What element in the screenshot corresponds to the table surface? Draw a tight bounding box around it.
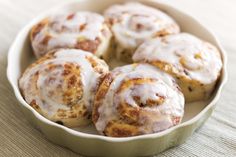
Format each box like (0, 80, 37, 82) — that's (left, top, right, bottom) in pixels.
(0, 0, 236, 156)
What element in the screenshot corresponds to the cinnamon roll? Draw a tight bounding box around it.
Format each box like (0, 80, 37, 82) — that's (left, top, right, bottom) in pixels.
(133, 33, 223, 102)
(92, 64, 184, 137)
(19, 49, 109, 127)
(104, 2, 180, 62)
(31, 11, 112, 59)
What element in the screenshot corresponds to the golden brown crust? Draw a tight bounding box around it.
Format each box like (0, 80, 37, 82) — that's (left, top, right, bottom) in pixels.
(30, 18, 49, 40)
(92, 73, 113, 123)
(103, 120, 141, 137)
(149, 60, 214, 102)
(75, 38, 101, 54)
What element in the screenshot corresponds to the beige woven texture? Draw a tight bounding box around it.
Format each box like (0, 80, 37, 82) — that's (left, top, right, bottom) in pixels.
(0, 0, 235, 156)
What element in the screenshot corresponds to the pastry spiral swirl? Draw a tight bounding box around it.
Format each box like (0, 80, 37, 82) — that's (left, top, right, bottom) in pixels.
(133, 33, 223, 102)
(92, 64, 184, 137)
(19, 49, 109, 127)
(104, 2, 180, 62)
(31, 11, 112, 59)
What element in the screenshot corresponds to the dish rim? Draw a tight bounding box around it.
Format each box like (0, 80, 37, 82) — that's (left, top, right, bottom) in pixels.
(7, 0, 228, 143)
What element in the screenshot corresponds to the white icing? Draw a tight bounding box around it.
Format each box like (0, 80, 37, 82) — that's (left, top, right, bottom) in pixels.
(50, 12, 104, 40)
(95, 64, 184, 134)
(133, 33, 223, 84)
(104, 2, 179, 51)
(32, 11, 110, 58)
(19, 49, 108, 118)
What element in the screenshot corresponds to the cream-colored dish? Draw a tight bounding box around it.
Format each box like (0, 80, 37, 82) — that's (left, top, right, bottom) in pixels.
(7, 0, 227, 156)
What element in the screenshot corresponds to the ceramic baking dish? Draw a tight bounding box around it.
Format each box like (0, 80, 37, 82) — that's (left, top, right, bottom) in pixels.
(7, 0, 227, 156)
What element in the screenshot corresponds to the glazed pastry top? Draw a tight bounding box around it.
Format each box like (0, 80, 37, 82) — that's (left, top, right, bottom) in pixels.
(133, 33, 222, 84)
(95, 64, 184, 133)
(19, 49, 108, 117)
(104, 2, 179, 49)
(31, 11, 109, 58)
